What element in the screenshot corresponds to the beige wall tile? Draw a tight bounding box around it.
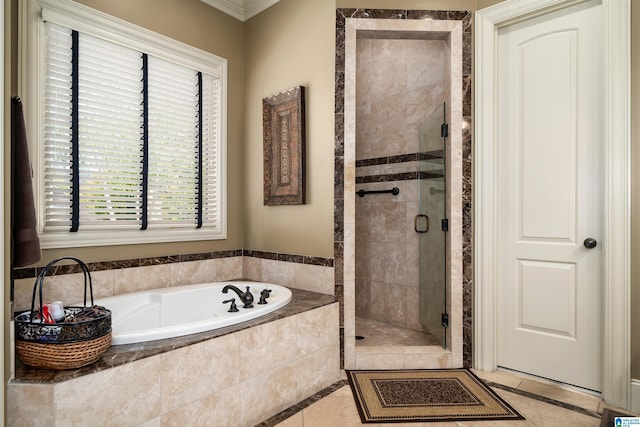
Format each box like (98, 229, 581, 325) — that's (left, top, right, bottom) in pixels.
(7, 383, 55, 426)
(356, 39, 446, 159)
(296, 305, 340, 355)
(261, 258, 295, 287)
(355, 278, 371, 318)
(114, 265, 171, 295)
(161, 384, 241, 427)
(405, 286, 425, 332)
(160, 333, 240, 413)
(369, 243, 406, 285)
(54, 357, 161, 425)
(238, 316, 299, 382)
(138, 418, 162, 427)
(240, 363, 298, 426)
(138, 417, 162, 427)
(243, 256, 262, 281)
(370, 280, 407, 327)
(13, 278, 38, 312)
(292, 263, 334, 295)
(171, 257, 243, 286)
(295, 345, 340, 401)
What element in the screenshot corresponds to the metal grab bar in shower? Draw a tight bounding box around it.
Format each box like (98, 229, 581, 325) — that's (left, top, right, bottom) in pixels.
(356, 187, 400, 197)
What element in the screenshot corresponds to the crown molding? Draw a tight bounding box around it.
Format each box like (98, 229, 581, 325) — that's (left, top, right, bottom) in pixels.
(200, 0, 279, 21)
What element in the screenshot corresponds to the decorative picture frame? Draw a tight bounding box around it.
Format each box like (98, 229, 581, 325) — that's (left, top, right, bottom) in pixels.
(263, 86, 306, 205)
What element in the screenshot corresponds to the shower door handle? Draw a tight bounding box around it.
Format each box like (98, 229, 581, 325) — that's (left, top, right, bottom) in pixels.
(414, 214, 429, 233)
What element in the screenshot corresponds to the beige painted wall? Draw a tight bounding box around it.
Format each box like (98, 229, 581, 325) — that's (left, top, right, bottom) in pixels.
(243, 0, 335, 257)
(8, 0, 246, 264)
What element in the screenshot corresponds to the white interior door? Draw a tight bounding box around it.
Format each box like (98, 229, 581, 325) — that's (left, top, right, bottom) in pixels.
(496, 0, 603, 392)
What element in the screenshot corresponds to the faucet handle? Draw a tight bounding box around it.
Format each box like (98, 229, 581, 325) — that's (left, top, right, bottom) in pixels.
(223, 298, 239, 312)
(258, 288, 272, 305)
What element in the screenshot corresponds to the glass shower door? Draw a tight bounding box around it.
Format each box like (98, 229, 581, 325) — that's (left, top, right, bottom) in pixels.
(417, 102, 447, 348)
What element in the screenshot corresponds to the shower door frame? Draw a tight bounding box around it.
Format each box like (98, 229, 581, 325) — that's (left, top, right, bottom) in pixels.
(474, 0, 630, 409)
(343, 17, 464, 370)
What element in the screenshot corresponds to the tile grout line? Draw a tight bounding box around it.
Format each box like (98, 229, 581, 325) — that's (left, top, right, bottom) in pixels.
(486, 381, 602, 420)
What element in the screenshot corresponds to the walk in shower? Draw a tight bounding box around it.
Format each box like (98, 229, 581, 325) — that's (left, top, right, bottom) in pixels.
(354, 81, 448, 347)
(342, 15, 464, 370)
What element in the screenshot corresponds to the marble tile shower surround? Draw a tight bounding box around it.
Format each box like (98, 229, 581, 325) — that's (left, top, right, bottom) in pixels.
(355, 35, 446, 337)
(11, 250, 335, 312)
(355, 155, 445, 336)
(334, 8, 472, 368)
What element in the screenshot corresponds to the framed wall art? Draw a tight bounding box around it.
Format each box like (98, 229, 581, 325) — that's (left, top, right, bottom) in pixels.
(263, 86, 306, 205)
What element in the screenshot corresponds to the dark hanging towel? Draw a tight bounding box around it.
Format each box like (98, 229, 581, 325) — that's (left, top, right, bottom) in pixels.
(11, 97, 41, 267)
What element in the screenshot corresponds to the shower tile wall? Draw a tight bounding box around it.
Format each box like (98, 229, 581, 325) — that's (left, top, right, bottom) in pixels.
(356, 39, 446, 159)
(355, 39, 447, 332)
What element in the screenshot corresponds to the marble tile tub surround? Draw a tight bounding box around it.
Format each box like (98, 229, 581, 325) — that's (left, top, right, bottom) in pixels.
(9, 297, 340, 426)
(12, 249, 335, 312)
(13, 288, 336, 383)
(334, 8, 472, 367)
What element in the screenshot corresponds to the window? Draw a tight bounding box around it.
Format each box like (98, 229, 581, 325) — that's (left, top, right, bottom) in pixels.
(22, 0, 227, 248)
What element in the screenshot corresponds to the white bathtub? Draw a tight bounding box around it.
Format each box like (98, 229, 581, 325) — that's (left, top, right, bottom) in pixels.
(93, 281, 292, 345)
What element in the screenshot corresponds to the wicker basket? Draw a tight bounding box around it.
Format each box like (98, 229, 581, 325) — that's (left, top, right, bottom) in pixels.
(14, 257, 112, 370)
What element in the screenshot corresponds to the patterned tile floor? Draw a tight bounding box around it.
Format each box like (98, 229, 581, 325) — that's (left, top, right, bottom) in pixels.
(259, 318, 634, 426)
(266, 368, 634, 426)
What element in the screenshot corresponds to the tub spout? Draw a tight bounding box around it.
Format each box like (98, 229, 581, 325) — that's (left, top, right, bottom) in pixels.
(222, 285, 254, 308)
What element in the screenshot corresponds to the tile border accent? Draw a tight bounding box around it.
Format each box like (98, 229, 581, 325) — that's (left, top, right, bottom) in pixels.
(355, 151, 444, 167)
(256, 380, 349, 426)
(11, 249, 333, 280)
(487, 382, 602, 420)
(356, 171, 444, 184)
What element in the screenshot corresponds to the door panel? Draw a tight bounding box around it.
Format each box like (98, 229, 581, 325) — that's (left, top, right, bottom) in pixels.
(496, 0, 603, 392)
(519, 260, 576, 337)
(520, 31, 576, 240)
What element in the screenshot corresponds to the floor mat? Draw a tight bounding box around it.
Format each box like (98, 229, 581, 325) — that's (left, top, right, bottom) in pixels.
(347, 368, 525, 423)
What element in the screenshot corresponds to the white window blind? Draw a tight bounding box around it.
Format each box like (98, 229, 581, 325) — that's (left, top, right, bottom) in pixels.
(77, 30, 143, 229)
(37, 19, 224, 244)
(147, 57, 199, 227)
(43, 23, 73, 230)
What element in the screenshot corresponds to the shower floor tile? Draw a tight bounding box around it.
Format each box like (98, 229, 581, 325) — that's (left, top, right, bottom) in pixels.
(355, 316, 441, 347)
